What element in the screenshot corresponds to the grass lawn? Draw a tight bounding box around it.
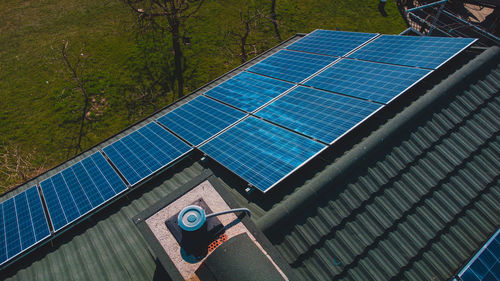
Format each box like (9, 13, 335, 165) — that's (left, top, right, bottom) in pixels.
(0, 0, 406, 193)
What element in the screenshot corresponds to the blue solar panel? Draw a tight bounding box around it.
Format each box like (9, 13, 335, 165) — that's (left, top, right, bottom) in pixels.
(256, 86, 382, 144)
(247, 50, 336, 83)
(459, 229, 500, 281)
(305, 59, 431, 104)
(204, 72, 294, 112)
(200, 116, 326, 192)
(286, 30, 378, 57)
(40, 152, 127, 232)
(103, 122, 191, 185)
(0, 186, 50, 266)
(348, 35, 476, 69)
(157, 96, 246, 146)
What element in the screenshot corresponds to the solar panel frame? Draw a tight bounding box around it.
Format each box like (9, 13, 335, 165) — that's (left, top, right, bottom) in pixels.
(204, 72, 295, 113)
(0, 186, 51, 267)
(157, 96, 247, 146)
(255, 86, 383, 144)
(40, 152, 128, 232)
(304, 58, 432, 104)
(103, 122, 192, 186)
(458, 228, 500, 281)
(286, 29, 379, 57)
(247, 50, 337, 83)
(200, 116, 327, 193)
(348, 35, 477, 69)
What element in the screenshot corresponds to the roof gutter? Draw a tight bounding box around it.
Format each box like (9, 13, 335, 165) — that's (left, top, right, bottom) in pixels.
(256, 46, 500, 233)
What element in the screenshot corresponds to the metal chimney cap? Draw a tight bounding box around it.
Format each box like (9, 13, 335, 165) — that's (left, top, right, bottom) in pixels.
(178, 205, 206, 231)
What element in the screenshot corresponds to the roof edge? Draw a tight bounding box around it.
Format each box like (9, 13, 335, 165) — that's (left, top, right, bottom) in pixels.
(256, 45, 500, 233)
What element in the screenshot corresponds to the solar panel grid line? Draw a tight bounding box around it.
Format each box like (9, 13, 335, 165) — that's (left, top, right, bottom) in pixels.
(4, 199, 21, 260)
(40, 178, 68, 231)
(0, 203, 6, 263)
(348, 35, 477, 69)
(432, 37, 477, 70)
(135, 127, 179, 162)
(42, 177, 70, 231)
(203, 72, 295, 113)
(458, 228, 499, 281)
(102, 145, 141, 186)
(71, 162, 106, 206)
(78, 161, 107, 203)
(339, 33, 381, 58)
(62, 169, 93, 215)
(125, 132, 163, 170)
(22, 193, 37, 245)
(49, 174, 81, 228)
(157, 96, 246, 146)
(103, 122, 192, 186)
(255, 86, 383, 144)
(144, 122, 191, 155)
(40, 152, 127, 232)
(86, 153, 128, 196)
(201, 130, 277, 188)
(249, 83, 300, 114)
(57, 171, 87, 217)
(200, 117, 326, 192)
(286, 29, 380, 57)
(0, 186, 51, 267)
(304, 58, 433, 104)
(297, 57, 343, 85)
(28, 187, 52, 239)
(116, 138, 154, 174)
(247, 50, 337, 83)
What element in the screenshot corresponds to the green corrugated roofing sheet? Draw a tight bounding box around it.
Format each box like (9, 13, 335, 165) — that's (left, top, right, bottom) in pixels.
(265, 46, 500, 280)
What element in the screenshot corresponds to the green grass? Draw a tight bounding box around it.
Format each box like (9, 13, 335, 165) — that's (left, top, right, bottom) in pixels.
(0, 0, 406, 193)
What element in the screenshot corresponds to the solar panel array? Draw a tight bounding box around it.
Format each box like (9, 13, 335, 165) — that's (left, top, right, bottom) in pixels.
(103, 122, 192, 185)
(157, 96, 246, 145)
(247, 50, 336, 83)
(286, 30, 378, 56)
(200, 117, 326, 192)
(256, 86, 382, 144)
(0, 30, 476, 268)
(205, 72, 294, 112)
(199, 31, 475, 192)
(0, 186, 50, 266)
(305, 59, 431, 104)
(458, 228, 499, 281)
(40, 152, 128, 231)
(348, 35, 476, 69)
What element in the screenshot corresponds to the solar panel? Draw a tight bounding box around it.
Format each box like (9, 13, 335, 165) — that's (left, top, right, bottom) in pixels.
(204, 72, 294, 112)
(348, 35, 476, 69)
(157, 96, 246, 146)
(0, 186, 51, 266)
(458, 229, 500, 281)
(286, 29, 378, 56)
(247, 50, 336, 83)
(40, 152, 127, 232)
(103, 122, 191, 186)
(256, 86, 382, 144)
(200, 116, 326, 192)
(305, 59, 431, 104)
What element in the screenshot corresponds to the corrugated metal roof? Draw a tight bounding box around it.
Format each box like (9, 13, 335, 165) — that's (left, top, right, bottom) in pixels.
(268, 47, 500, 281)
(4, 162, 204, 280)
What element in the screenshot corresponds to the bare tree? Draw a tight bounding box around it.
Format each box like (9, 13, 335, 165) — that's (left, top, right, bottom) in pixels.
(270, 0, 282, 42)
(60, 41, 91, 154)
(122, 0, 204, 99)
(225, 7, 265, 64)
(0, 142, 47, 192)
